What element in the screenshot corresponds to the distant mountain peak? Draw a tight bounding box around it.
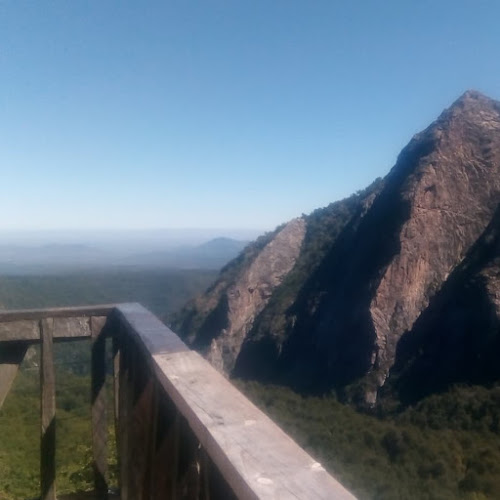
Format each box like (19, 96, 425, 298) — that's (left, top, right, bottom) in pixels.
(456, 88, 494, 103)
(392, 90, 500, 181)
(439, 89, 500, 122)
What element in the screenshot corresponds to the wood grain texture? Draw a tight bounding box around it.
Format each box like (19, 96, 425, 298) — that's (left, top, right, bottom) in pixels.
(112, 335, 120, 443)
(127, 354, 155, 500)
(91, 316, 108, 339)
(0, 304, 115, 322)
(0, 315, 108, 342)
(148, 387, 181, 500)
(0, 303, 356, 499)
(0, 315, 110, 343)
(117, 333, 131, 500)
(54, 316, 91, 338)
(91, 317, 108, 498)
(0, 319, 39, 341)
(40, 318, 56, 500)
(115, 303, 356, 500)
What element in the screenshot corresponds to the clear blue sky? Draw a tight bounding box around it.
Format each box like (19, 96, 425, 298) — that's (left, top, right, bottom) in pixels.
(1, 1, 499, 232)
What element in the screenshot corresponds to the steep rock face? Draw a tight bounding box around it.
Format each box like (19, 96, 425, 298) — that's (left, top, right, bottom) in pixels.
(176, 180, 384, 379)
(366, 90, 500, 395)
(388, 204, 500, 404)
(176, 91, 500, 405)
(266, 91, 500, 403)
(234, 179, 384, 383)
(176, 218, 306, 374)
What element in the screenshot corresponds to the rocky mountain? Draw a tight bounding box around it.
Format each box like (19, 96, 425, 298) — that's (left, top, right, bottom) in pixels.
(174, 90, 500, 406)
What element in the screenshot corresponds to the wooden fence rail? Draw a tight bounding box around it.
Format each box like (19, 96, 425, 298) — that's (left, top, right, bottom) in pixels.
(0, 303, 356, 500)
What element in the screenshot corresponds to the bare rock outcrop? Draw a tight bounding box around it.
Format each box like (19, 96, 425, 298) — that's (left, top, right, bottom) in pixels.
(386, 203, 500, 404)
(366, 91, 500, 396)
(176, 218, 306, 374)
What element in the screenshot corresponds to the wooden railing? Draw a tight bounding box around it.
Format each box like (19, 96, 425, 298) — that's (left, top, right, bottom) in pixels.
(0, 303, 356, 500)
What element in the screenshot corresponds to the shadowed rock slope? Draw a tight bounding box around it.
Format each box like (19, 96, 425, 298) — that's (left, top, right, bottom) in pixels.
(175, 91, 500, 406)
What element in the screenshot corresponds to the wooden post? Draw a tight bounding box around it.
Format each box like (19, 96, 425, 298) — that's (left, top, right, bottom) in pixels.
(145, 378, 159, 500)
(127, 344, 155, 499)
(201, 448, 210, 500)
(149, 391, 182, 500)
(112, 332, 121, 496)
(118, 332, 131, 500)
(0, 342, 27, 409)
(171, 410, 180, 499)
(91, 316, 108, 498)
(113, 335, 120, 432)
(40, 318, 56, 500)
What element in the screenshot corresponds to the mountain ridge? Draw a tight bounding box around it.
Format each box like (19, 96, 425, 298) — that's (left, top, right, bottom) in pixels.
(174, 90, 500, 406)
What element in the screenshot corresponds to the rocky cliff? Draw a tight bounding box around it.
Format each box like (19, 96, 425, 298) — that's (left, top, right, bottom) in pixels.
(176, 218, 307, 374)
(387, 202, 500, 404)
(175, 90, 500, 405)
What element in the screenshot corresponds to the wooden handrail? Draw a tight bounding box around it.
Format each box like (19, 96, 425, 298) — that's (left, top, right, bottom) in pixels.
(0, 304, 357, 500)
(0, 304, 116, 322)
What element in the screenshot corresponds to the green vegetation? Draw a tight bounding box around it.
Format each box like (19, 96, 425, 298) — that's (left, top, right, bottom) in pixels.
(2, 266, 500, 499)
(0, 268, 216, 499)
(0, 268, 217, 318)
(237, 380, 500, 500)
(0, 371, 40, 499)
(0, 348, 119, 499)
(0, 361, 101, 498)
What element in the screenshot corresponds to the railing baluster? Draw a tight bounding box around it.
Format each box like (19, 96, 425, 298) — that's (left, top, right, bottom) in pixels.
(118, 330, 131, 500)
(91, 316, 109, 498)
(171, 409, 180, 499)
(113, 333, 120, 432)
(127, 342, 157, 499)
(40, 318, 56, 500)
(147, 388, 173, 499)
(112, 331, 121, 498)
(146, 378, 159, 499)
(201, 448, 210, 500)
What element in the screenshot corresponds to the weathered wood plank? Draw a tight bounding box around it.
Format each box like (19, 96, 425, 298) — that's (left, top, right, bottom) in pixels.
(0, 304, 115, 322)
(115, 303, 356, 500)
(91, 316, 108, 498)
(91, 316, 107, 339)
(0, 320, 39, 341)
(201, 448, 210, 500)
(40, 318, 56, 500)
(54, 316, 91, 338)
(145, 378, 159, 500)
(110, 303, 187, 357)
(169, 409, 181, 500)
(120, 339, 176, 500)
(148, 388, 180, 500)
(0, 342, 28, 409)
(0, 315, 108, 342)
(112, 335, 120, 441)
(117, 332, 131, 500)
(128, 356, 155, 500)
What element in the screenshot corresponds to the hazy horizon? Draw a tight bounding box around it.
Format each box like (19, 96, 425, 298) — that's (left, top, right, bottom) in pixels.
(0, 226, 264, 248)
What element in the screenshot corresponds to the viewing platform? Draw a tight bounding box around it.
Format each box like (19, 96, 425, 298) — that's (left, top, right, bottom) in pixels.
(0, 303, 356, 499)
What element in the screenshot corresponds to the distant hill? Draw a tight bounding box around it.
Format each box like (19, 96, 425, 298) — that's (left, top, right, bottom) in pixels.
(117, 237, 249, 269)
(0, 237, 248, 274)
